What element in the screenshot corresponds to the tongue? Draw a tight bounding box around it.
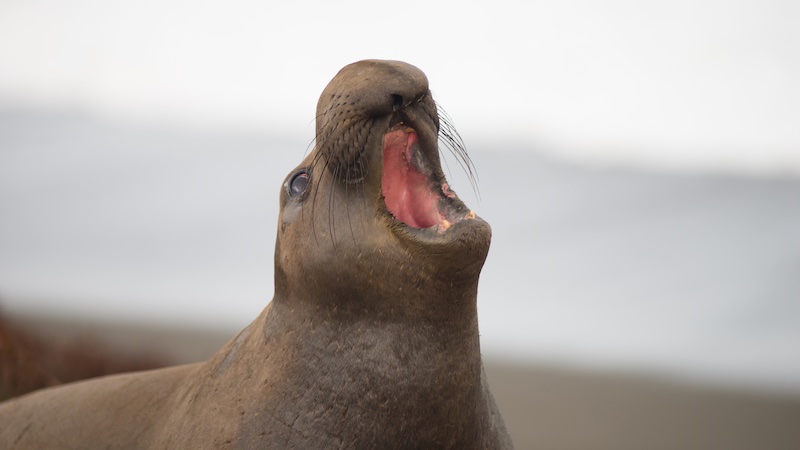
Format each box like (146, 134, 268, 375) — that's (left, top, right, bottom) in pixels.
(382, 129, 441, 228)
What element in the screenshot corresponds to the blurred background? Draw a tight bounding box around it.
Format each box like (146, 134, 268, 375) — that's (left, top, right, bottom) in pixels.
(1, 1, 799, 448)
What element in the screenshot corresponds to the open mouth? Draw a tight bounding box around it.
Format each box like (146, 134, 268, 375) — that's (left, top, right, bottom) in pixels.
(381, 125, 475, 232)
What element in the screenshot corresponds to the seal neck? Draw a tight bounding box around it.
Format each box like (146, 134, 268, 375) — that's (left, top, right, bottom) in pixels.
(261, 293, 484, 392)
(274, 257, 483, 328)
(216, 294, 491, 447)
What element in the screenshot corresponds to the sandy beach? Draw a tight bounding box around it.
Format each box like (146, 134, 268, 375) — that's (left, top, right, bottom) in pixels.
(487, 361, 800, 450)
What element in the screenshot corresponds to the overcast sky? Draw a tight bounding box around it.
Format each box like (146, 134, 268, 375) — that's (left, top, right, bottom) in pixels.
(1, 0, 798, 174)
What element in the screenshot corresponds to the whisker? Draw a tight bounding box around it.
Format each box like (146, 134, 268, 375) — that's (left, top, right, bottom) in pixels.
(307, 140, 331, 247)
(436, 102, 480, 200)
(327, 162, 339, 254)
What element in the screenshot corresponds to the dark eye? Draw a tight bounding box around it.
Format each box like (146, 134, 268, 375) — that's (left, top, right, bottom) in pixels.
(287, 170, 309, 197)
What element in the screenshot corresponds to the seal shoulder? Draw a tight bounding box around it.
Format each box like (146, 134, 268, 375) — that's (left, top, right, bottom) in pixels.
(0, 364, 198, 448)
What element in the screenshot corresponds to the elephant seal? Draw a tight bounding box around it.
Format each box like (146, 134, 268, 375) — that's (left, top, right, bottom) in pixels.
(0, 60, 513, 449)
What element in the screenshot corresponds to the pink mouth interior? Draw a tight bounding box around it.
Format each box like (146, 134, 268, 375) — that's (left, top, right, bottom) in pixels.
(382, 129, 441, 228)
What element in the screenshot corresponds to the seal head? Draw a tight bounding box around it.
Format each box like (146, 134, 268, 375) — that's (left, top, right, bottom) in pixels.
(277, 60, 492, 320)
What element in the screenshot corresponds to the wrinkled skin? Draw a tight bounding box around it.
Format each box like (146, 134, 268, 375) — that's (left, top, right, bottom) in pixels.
(0, 60, 513, 449)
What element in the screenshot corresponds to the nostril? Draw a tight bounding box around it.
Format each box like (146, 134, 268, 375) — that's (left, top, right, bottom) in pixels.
(391, 94, 403, 112)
